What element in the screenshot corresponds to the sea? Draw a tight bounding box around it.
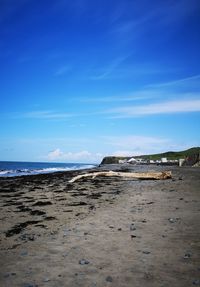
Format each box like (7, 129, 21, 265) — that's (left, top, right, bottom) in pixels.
(0, 161, 96, 177)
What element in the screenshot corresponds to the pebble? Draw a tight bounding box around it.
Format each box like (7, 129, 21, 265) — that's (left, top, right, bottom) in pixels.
(168, 218, 180, 223)
(183, 252, 192, 259)
(131, 235, 137, 238)
(193, 279, 200, 285)
(130, 224, 136, 231)
(143, 251, 151, 255)
(43, 278, 50, 282)
(106, 276, 113, 282)
(79, 259, 90, 265)
(20, 250, 28, 256)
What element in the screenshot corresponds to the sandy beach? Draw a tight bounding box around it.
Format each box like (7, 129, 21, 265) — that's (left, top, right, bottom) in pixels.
(0, 165, 200, 287)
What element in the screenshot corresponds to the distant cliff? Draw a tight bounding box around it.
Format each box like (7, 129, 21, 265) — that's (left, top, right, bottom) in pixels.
(100, 147, 200, 165)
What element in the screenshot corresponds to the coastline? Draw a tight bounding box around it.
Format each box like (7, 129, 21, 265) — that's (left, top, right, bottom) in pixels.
(0, 164, 200, 286)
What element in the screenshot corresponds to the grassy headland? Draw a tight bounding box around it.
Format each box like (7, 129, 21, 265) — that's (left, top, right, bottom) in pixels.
(101, 147, 200, 164)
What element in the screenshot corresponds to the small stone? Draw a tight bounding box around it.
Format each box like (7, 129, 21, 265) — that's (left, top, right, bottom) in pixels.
(106, 276, 113, 282)
(79, 259, 90, 265)
(43, 278, 50, 282)
(168, 218, 180, 223)
(168, 218, 174, 223)
(131, 235, 136, 238)
(143, 251, 151, 254)
(130, 224, 136, 231)
(20, 250, 28, 256)
(193, 279, 200, 285)
(184, 252, 192, 259)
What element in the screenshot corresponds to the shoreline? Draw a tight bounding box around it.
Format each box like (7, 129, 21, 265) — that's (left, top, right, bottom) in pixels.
(0, 165, 200, 286)
(0, 163, 97, 178)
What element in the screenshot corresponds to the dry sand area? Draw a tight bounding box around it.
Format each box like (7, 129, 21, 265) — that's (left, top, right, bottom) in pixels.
(0, 165, 200, 287)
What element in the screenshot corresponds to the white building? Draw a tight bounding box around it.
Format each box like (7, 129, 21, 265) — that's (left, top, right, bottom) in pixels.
(127, 157, 138, 164)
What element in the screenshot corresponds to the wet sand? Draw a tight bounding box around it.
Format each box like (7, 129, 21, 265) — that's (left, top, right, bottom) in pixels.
(0, 165, 200, 287)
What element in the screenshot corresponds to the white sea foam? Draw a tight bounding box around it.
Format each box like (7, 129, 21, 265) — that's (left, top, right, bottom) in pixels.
(0, 164, 96, 177)
(0, 170, 10, 175)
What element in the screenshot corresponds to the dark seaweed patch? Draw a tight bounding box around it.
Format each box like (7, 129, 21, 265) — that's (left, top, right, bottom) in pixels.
(6, 220, 41, 237)
(3, 201, 23, 207)
(30, 210, 46, 216)
(87, 193, 102, 199)
(17, 205, 32, 212)
(44, 216, 56, 221)
(53, 190, 64, 193)
(56, 197, 66, 201)
(32, 201, 52, 206)
(68, 201, 88, 206)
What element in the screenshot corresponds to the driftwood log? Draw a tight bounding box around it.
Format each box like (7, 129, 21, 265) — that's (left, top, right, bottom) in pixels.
(68, 170, 172, 183)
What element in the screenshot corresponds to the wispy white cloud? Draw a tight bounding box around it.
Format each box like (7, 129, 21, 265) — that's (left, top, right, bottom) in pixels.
(110, 0, 200, 47)
(48, 148, 63, 160)
(108, 98, 200, 118)
(149, 74, 200, 88)
(22, 110, 74, 120)
(90, 56, 130, 80)
(79, 91, 155, 103)
(90, 64, 170, 80)
(47, 148, 103, 163)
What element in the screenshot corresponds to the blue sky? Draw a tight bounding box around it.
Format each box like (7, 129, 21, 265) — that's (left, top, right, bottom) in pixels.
(0, 0, 200, 163)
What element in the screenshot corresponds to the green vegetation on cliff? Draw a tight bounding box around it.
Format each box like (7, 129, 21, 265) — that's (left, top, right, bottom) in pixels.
(138, 147, 200, 161)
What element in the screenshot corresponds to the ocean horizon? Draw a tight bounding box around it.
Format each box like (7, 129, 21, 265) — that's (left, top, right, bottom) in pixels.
(0, 161, 96, 177)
